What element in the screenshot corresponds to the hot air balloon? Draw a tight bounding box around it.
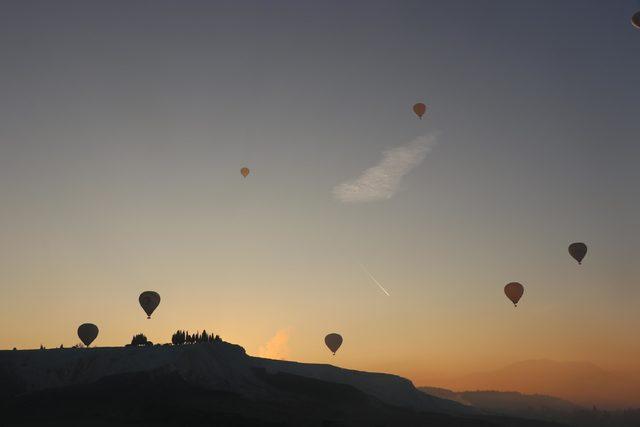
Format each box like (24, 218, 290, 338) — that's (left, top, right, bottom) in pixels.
(412, 102, 427, 119)
(632, 11, 640, 29)
(77, 323, 99, 347)
(241, 167, 250, 178)
(139, 291, 161, 319)
(568, 242, 587, 265)
(504, 282, 524, 307)
(324, 333, 343, 355)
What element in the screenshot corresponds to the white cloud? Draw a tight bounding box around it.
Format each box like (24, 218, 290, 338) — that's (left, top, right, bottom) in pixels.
(332, 134, 437, 203)
(257, 328, 292, 360)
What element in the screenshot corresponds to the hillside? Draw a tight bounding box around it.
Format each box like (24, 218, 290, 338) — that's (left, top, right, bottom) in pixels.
(0, 342, 464, 413)
(0, 342, 568, 426)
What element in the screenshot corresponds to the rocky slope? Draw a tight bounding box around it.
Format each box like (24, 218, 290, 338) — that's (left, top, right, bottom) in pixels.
(0, 341, 467, 414)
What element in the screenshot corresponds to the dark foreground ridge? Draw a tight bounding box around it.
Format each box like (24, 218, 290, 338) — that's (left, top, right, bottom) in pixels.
(0, 342, 565, 426)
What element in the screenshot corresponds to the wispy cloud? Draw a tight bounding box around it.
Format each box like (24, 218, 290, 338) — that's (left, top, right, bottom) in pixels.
(257, 328, 292, 360)
(332, 134, 437, 203)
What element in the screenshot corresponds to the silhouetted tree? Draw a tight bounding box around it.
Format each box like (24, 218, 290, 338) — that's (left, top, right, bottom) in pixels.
(171, 329, 220, 345)
(130, 333, 148, 346)
(171, 330, 186, 345)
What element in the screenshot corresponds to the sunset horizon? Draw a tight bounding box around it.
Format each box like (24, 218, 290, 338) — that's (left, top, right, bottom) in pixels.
(1, 1, 639, 425)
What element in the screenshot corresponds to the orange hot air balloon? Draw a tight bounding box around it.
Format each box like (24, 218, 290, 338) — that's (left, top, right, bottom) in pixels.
(412, 102, 427, 119)
(568, 242, 587, 265)
(632, 11, 640, 29)
(139, 291, 161, 319)
(324, 333, 343, 355)
(241, 167, 250, 178)
(504, 282, 524, 307)
(77, 323, 99, 347)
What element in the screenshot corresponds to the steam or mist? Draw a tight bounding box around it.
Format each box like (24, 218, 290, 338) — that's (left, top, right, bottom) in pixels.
(257, 328, 292, 360)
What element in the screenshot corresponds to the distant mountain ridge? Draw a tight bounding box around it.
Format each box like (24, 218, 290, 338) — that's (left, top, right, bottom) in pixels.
(438, 359, 640, 408)
(419, 386, 640, 427)
(420, 386, 582, 422)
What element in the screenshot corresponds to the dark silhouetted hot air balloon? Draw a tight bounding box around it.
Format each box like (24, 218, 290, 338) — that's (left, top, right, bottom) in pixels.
(325, 333, 343, 355)
(568, 242, 587, 265)
(632, 11, 640, 29)
(139, 291, 161, 319)
(77, 323, 99, 347)
(504, 282, 524, 307)
(241, 167, 250, 178)
(412, 103, 427, 119)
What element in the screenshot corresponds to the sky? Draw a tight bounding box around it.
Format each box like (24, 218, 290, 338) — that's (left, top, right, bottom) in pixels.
(1, 0, 639, 396)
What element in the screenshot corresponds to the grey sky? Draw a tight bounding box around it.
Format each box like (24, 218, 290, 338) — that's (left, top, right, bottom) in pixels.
(0, 0, 639, 374)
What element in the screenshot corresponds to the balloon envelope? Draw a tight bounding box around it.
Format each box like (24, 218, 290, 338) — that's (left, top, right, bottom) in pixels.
(504, 282, 524, 307)
(139, 291, 161, 319)
(568, 242, 587, 265)
(77, 323, 99, 347)
(412, 103, 427, 119)
(632, 11, 640, 29)
(241, 167, 250, 177)
(324, 333, 343, 355)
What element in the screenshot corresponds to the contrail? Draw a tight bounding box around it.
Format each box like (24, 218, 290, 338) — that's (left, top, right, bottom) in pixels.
(358, 263, 390, 296)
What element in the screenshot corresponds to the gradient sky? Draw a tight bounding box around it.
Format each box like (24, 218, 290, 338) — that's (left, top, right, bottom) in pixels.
(1, 0, 639, 389)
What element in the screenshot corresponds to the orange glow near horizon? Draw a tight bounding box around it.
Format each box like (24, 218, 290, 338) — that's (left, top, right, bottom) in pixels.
(1, 0, 639, 412)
